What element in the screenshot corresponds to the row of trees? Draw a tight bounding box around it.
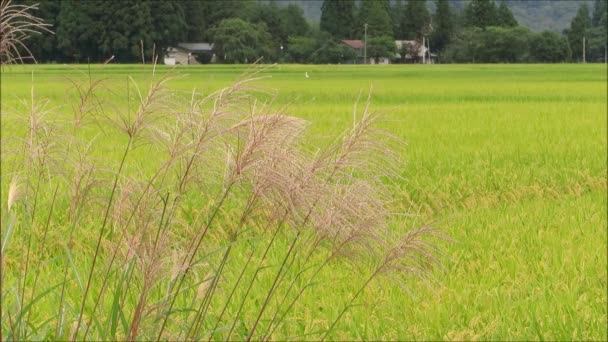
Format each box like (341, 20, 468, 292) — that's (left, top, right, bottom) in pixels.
(318, 0, 606, 64)
(17, 0, 608, 64)
(20, 0, 312, 63)
(435, 0, 606, 63)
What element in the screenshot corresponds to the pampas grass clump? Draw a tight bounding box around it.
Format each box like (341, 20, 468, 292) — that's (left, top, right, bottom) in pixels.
(0, 4, 445, 341)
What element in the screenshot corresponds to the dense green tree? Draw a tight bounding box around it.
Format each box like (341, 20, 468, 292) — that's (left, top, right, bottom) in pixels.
(367, 35, 396, 63)
(286, 36, 317, 63)
(464, 0, 497, 29)
(391, 0, 407, 39)
(310, 40, 356, 63)
(149, 0, 186, 56)
(403, 0, 430, 39)
(588, 2, 607, 62)
(246, 2, 287, 45)
(529, 30, 569, 62)
(567, 3, 591, 62)
(444, 25, 531, 63)
(181, 1, 207, 41)
(18, 0, 60, 62)
(199, 0, 245, 39)
(443, 27, 483, 62)
(431, 0, 453, 53)
(357, 0, 393, 38)
(478, 26, 530, 62)
(210, 18, 273, 63)
(283, 4, 310, 37)
(592, 0, 607, 27)
(320, 0, 356, 39)
(55, 1, 104, 62)
(496, 1, 518, 27)
(97, 1, 154, 62)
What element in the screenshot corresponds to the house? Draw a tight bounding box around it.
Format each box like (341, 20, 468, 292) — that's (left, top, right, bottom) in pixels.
(341, 39, 435, 64)
(164, 43, 215, 65)
(394, 40, 436, 64)
(341, 40, 365, 64)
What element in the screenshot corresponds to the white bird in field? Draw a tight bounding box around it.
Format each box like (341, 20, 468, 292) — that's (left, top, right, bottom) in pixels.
(305, 72, 309, 78)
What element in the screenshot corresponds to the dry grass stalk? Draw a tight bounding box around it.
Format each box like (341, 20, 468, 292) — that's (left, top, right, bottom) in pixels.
(0, 0, 51, 64)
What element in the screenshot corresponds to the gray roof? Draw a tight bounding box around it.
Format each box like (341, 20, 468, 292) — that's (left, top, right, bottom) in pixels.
(177, 43, 214, 52)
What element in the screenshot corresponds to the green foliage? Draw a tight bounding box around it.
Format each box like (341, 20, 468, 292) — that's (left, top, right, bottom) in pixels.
(591, 0, 607, 27)
(245, 2, 288, 45)
(320, 0, 356, 39)
(357, 0, 394, 38)
(17, 0, 60, 62)
(391, 0, 407, 39)
(367, 35, 396, 62)
(284, 4, 310, 37)
(11, 0, 600, 64)
(464, 0, 497, 29)
(443, 27, 484, 62)
(286, 36, 317, 63)
(529, 30, 570, 62)
(211, 18, 274, 63)
(479, 26, 530, 62)
(55, 0, 100, 61)
(444, 25, 532, 63)
(403, 0, 431, 39)
(496, 1, 518, 27)
(148, 0, 186, 55)
(588, 0, 607, 62)
(567, 3, 592, 62)
(431, 0, 454, 53)
(310, 40, 357, 64)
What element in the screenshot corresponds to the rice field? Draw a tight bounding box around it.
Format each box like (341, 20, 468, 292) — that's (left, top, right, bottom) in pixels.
(1, 63, 606, 340)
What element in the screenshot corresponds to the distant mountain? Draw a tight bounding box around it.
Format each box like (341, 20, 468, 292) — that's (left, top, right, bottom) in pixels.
(268, 0, 595, 33)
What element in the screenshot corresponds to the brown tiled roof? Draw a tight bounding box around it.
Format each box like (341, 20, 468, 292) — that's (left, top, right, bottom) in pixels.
(341, 40, 364, 49)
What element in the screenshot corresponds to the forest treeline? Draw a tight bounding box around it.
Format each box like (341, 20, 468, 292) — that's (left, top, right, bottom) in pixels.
(16, 0, 608, 64)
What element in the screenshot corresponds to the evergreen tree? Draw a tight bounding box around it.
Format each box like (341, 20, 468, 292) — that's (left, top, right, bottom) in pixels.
(496, 1, 518, 27)
(18, 0, 60, 62)
(592, 0, 607, 27)
(392, 0, 407, 40)
(97, 1, 154, 62)
(56, 0, 103, 62)
(283, 4, 310, 37)
(432, 0, 453, 53)
(247, 2, 288, 45)
(403, 0, 430, 39)
(367, 35, 396, 63)
(589, 0, 607, 61)
(320, 0, 356, 39)
(182, 0, 207, 41)
(529, 30, 569, 62)
(464, 0, 497, 29)
(211, 18, 273, 63)
(357, 0, 393, 38)
(149, 0, 186, 55)
(567, 3, 591, 62)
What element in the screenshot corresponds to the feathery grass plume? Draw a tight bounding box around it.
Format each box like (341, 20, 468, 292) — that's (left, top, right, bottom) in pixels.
(0, 0, 51, 64)
(2, 59, 445, 340)
(6, 177, 21, 211)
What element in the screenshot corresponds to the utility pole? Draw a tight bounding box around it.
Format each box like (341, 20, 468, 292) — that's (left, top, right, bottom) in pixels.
(422, 36, 426, 64)
(427, 37, 431, 64)
(583, 36, 586, 63)
(364, 23, 368, 65)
